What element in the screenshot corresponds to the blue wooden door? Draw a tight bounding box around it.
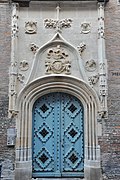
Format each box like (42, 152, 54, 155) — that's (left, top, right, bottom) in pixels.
(32, 92, 84, 178)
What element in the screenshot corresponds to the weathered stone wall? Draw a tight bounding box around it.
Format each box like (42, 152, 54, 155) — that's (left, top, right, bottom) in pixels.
(99, 0, 120, 179)
(0, 3, 15, 180)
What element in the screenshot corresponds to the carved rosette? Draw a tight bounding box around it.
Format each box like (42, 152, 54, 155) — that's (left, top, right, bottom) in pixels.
(81, 22, 91, 34)
(25, 21, 37, 34)
(85, 59, 96, 72)
(45, 45, 71, 74)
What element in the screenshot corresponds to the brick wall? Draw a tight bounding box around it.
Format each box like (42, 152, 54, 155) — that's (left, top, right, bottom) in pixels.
(0, 3, 15, 179)
(99, 0, 120, 179)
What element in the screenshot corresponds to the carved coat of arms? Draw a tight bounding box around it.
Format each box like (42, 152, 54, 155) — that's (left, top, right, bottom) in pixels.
(45, 45, 71, 74)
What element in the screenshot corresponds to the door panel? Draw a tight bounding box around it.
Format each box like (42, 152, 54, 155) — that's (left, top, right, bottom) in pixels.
(32, 92, 84, 178)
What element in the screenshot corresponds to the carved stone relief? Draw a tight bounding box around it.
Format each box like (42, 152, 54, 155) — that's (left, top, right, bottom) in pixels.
(30, 43, 39, 54)
(77, 42, 86, 56)
(44, 18, 72, 30)
(45, 45, 71, 74)
(44, 5, 72, 32)
(88, 74, 99, 85)
(25, 21, 37, 34)
(19, 60, 29, 71)
(85, 59, 96, 72)
(81, 22, 91, 34)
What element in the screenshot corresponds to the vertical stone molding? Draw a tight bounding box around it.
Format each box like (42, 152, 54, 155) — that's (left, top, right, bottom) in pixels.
(98, 3, 108, 120)
(9, 3, 19, 117)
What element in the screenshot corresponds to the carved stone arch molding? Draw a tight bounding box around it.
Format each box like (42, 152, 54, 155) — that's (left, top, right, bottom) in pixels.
(27, 32, 87, 84)
(15, 75, 102, 180)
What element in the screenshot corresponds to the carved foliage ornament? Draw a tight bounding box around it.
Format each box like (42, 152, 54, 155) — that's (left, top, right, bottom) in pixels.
(12, 4, 18, 38)
(25, 21, 37, 34)
(88, 74, 99, 85)
(44, 18, 72, 30)
(19, 60, 29, 71)
(30, 43, 39, 54)
(77, 42, 86, 56)
(45, 45, 71, 74)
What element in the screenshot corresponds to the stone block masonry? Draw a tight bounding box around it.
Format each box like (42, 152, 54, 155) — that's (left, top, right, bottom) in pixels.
(0, 3, 15, 180)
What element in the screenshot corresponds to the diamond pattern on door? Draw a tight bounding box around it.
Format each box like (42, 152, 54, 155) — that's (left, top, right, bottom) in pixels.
(36, 102, 53, 118)
(65, 123, 82, 143)
(65, 148, 82, 169)
(35, 122, 53, 143)
(34, 147, 53, 169)
(64, 100, 82, 118)
(32, 92, 84, 178)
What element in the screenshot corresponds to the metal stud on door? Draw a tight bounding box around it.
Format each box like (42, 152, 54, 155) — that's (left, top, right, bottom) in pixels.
(32, 93, 84, 178)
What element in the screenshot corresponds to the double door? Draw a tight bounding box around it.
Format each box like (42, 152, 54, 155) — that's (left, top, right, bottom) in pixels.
(32, 92, 84, 178)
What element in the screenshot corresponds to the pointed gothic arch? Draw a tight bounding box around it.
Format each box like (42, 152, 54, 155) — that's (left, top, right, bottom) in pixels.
(15, 75, 102, 180)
